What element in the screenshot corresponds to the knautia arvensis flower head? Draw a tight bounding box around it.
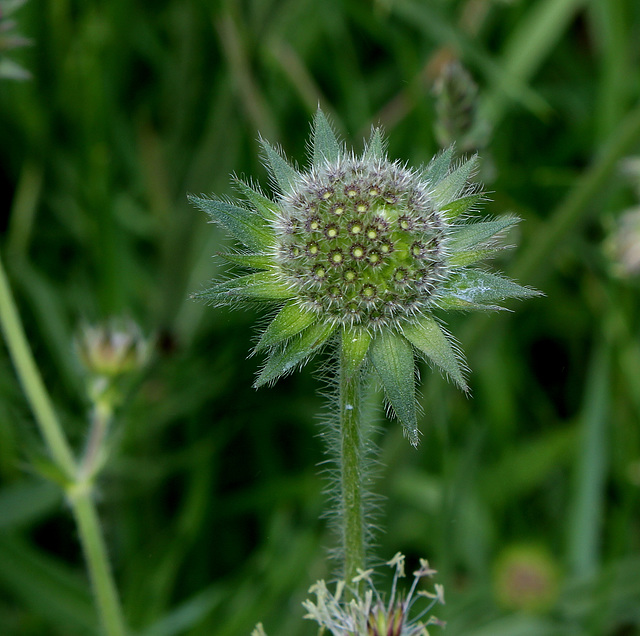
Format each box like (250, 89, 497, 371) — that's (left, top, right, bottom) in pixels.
(191, 110, 539, 445)
(301, 553, 445, 636)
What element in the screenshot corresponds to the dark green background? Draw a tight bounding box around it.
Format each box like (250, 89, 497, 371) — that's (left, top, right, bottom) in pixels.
(1, 0, 640, 634)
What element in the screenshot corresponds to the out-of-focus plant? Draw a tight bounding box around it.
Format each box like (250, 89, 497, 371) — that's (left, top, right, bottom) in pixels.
(606, 157, 640, 278)
(433, 60, 489, 154)
(0, 0, 31, 80)
(0, 246, 149, 636)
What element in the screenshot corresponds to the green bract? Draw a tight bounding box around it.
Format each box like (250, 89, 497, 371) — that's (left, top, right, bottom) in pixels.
(191, 110, 538, 445)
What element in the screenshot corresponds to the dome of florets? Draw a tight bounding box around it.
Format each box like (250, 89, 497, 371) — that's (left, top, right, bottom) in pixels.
(274, 156, 449, 329)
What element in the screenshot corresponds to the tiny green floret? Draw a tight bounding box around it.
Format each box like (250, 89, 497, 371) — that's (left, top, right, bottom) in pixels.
(191, 108, 539, 443)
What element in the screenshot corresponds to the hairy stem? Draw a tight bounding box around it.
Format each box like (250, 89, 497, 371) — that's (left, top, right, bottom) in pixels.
(339, 340, 366, 587)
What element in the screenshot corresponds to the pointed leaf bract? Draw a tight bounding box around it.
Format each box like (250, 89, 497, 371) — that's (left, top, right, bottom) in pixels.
(256, 301, 318, 351)
(254, 321, 336, 387)
(341, 327, 372, 379)
(195, 272, 293, 305)
(259, 138, 300, 194)
(218, 252, 273, 270)
(402, 316, 468, 391)
(370, 332, 419, 446)
(233, 178, 280, 220)
(441, 193, 484, 220)
(449, 216, 519, 251)
(189, 195, 273, 252)
(363, 128, 386, 162)
(432, 155, 478, 205)
(423, 146, 454, 185)
(444, 270, 540, 304)
(312, 109, 341, 166)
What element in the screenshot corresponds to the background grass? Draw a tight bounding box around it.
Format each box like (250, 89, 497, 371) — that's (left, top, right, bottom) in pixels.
(1, 0, 640, 634)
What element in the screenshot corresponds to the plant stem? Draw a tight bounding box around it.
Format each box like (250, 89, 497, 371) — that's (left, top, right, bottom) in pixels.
(0, 251, 127, 636)
(0, 251, 77, 479)
(68, 483, 128, 636)
(339, 340, 366, 587)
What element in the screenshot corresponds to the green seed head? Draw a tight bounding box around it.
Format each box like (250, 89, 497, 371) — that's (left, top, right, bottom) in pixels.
(274, 158, 448, 329)
(190, 109, 540, 430)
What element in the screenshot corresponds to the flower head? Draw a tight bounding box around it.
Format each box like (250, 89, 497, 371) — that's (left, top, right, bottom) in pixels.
(75, 319, 151, 409)
(191, 110, 538, 445)
(76, 320, 150, 379)
(302, 553, 445, 635)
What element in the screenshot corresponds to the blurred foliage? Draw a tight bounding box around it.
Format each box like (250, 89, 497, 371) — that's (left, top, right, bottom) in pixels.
(1, 0, 640, 634)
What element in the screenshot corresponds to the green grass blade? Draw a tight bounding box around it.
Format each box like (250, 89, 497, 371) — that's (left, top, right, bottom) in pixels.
(566, 344, 610, 578)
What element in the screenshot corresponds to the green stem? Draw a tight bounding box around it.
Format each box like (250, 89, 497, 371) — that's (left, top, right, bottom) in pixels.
(0, 250, 127, 636)
(79, 401, 114, 482)
(0, 251, 77, 479)
(339, 340, 366, 587)
(68, 484, 128, 636)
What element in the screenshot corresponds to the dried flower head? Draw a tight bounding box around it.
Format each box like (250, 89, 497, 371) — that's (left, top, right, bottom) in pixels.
(302, 553, 445, 635)
(191, 110, 538, 444)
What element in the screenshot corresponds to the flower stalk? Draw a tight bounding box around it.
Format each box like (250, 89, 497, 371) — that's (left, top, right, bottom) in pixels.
(339, 333, 366, 584)
(0, 250, 129, 636)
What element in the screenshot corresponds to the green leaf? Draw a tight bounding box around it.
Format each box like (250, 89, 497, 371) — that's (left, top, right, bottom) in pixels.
(0, 479, 62, 531)
(218, 252, 273, 270)
(423, 146, 454, 185)
(448, 247, 498, 269)
(232, 178, 280, 220)
(449, 216, 520, 251)
(437, 296, 507, 312)
(259, 138, 300, 194)
(441, 193, 485, 220)
(254, 321, 336, 387)
(0, 536, 97, 633)
(340, 327, 372, 379)
(255, 301, 318, 351)
(431, 155, 478, 205)
(312, 109, 341, 166)
(194, 272, 294, 304)
(444, 270, 541, 305)
(370, 332, 419, 446)
(188, 195, 273, 252)
(402, 315, 468, 391)
(363, 128, 386, 161)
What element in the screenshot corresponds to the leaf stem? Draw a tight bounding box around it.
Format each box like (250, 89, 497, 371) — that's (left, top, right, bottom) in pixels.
(339, 338, 366, 587)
